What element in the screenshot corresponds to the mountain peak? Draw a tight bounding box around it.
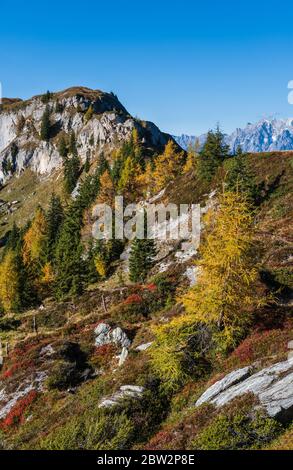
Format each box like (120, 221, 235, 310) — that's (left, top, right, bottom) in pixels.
(173, 116, 293, 153)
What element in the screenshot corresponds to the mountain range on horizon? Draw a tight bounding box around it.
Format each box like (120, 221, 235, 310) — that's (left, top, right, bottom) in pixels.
(173, 117, 293, 153)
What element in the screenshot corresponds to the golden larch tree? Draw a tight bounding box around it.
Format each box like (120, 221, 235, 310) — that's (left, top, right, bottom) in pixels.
(136, 160, 154, 197)
(118, 155, 142, 200)
(183, 139, 200, 173)
(150, 190, 265, 390)
(22, 207, 47, 267)
(96, 169, 116, 207)
(153, 140, 184, 193)
(0, 250, 20, 312)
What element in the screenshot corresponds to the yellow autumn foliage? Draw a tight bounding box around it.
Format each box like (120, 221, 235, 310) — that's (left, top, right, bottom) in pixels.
(153, 140, 184, 193)
(0, 250, 20, 313)
(95, 254, 107, 278)
(118, 155, 142, 199)
(135, 161, 154, 197)
(40, 262, 55, 286)
(23, 207, 47, 266)
(150, 190, 265, 389)
(96, 169, 116, 207)
(183, 140, 200, 173)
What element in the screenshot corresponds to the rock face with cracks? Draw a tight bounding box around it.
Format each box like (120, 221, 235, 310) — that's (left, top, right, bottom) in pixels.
(94, 323, 131, 349)
(0, 87, 170, 184)
(196, 359, 293, 423)
(99, 385, 145, 409)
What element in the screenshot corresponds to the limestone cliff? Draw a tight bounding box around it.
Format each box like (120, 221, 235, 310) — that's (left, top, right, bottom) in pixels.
(0, 87, 169, 183)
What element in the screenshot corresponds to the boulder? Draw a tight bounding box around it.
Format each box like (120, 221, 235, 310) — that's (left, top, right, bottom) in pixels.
(118, 347, 128, 367)
(135, 342, 153, 352)
(196, 359, 293, 422)
(99, 385, 144, 409)
(196, 366, 252, 406)
(94, 323, 131, 350)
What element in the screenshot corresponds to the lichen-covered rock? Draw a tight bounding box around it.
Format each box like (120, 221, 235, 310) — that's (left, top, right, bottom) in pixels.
(196, 366, 253, 406)
(195, 359, 293, 422)
(94, 322, 131, 350)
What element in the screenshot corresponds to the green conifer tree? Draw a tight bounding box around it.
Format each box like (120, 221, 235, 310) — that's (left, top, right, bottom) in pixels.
(40, 105, 51, 141)
(58, 135, 68, 159)
(225, 146, 257, 203)
(45, 193, 64, 262)
(54, 203, 85, 299)
(84, 152, 91, 173)
(129, 237, 157, 283)
(63, 132, 81, 195)
(199, 126, 229, 182)
(4, 222, 21, 253)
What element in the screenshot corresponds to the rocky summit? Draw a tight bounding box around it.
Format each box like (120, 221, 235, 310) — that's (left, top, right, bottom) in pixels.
(0, 87, 169, 184)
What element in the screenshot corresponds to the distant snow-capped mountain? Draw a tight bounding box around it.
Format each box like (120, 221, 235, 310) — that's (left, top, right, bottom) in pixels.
(173, 117, 293, 153)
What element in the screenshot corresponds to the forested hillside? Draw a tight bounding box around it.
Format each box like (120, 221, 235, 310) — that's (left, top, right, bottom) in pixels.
(0, 90, 292, 450)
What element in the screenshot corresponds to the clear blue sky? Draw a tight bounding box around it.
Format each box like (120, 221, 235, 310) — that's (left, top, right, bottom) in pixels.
(1, 0, 293, 135)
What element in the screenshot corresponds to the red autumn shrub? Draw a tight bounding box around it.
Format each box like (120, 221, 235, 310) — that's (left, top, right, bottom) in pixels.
(144, 283, 157, 292)
(0, 390, 37, 429)
(95, 344, 115, 356)
(12, 342, 38, 358)
(144, 430, 175, 450)
(90, 343, 116, 368)
(124, 294, 143, 305)
(1, 360, 35, 380)
(226, 324, 292, 369)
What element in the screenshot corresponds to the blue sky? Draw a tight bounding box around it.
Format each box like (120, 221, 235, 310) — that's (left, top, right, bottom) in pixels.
(1, 0, 293, 135)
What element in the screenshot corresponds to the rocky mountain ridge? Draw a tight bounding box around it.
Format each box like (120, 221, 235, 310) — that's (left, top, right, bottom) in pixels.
(174, 117, 293, 153)
(0, 86, 169, 184)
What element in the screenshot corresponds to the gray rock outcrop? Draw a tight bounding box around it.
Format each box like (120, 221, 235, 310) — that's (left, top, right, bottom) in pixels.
(0, 87, 169, 184)
(94, 323, 131, 350)
(99, 385, 145, 408)
(196, 359, 293, 422)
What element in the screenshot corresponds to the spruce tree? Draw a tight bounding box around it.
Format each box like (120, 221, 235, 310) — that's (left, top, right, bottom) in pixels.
(69, 131, 78, 156)
(84, 152, 91, 173)
(97, 152, 109, 176)
(199, 126, 229, 182)
(225, 146, 257, 203)
(4, 222, 21, 253)
(41, 90, 53, 104)
(63, 133, 81, 195)
(54, 203, 85, 299)
(129, 237, 157, 283)
(16, 248, 39, 309)
(45, 193, 64, 262)
(40, 105, 51, 141)
(85, 239, 100, 284)
(58, 135, 68, 159)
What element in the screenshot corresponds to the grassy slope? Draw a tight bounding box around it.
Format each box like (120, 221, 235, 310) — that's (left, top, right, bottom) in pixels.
(0, 169, 64, 240)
